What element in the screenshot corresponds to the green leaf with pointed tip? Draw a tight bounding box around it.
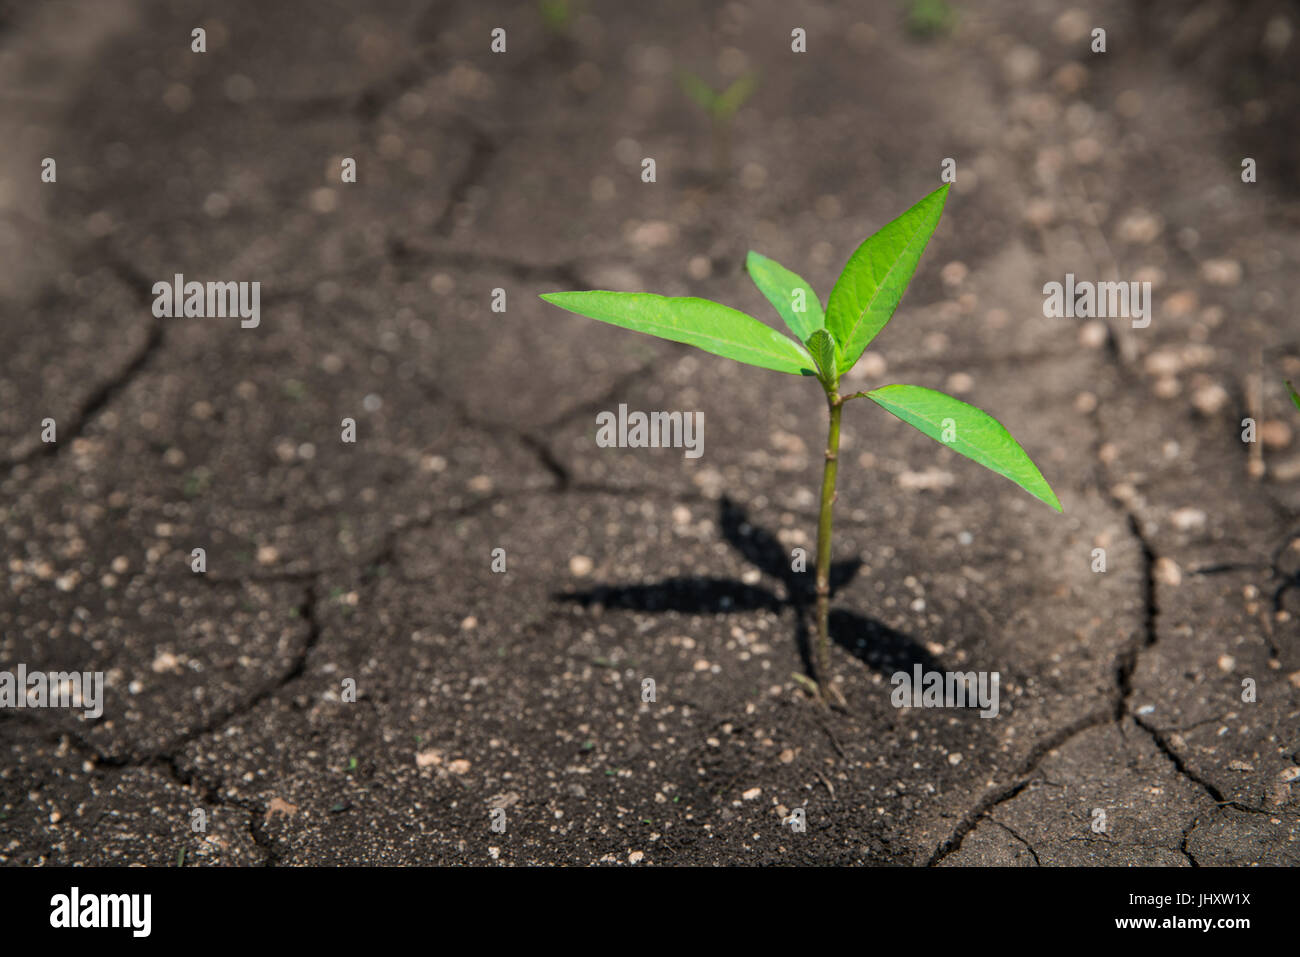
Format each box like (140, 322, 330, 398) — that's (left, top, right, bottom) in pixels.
(676, 70, 717, 112)
(539, 290, 815, 375)
(1288, 381, 1300, 412)
(826, 184, 949, 373)
(716, 72, 758, 118)
(863, 383, 1062, 511)
(807, 329, 837, 383)
(745, 251, 825, 344)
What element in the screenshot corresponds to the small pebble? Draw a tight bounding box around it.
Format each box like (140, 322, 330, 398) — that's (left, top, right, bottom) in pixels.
(1191, 383, 1229, 415)
(1260, 420, 1292, 449)
(1154, 557, 1182, 586)
(946, 372, 973, 394)
(1170, 507, 1207, 532)
(1079, 320, 1107, 348)
(1200, 259, 1242, 286)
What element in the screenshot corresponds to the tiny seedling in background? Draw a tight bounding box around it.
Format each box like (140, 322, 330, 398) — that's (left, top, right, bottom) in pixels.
(904, 0, 957, 38)
(676, 69, 758, 179)
(541, 184, 1061, 705)
(538, 0, 581, 35)
(1288, 380, 1300, 411)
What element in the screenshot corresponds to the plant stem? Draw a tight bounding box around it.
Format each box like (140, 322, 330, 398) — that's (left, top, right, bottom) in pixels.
(814, 389, 843, 701)
(712, 117, 731, 180)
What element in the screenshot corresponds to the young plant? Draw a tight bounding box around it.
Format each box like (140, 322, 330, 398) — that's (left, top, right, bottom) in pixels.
(538, 0, 580, 35)
(540, 184, 1061, 705)
(676, 69, 758, 178)
(1288, 380, 1300, 412)
(904, 0, 957, 38)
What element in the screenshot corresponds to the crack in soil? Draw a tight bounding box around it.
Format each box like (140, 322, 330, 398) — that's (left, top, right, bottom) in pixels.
(925, 705, 1114, 865)
(992, 818, 1042, 866)
(432, 122, 498, 238)
(929, 309, 1295, 864)
(1112, 510, 1158, 720)
(1179, 811, 1203, 867)
(2, 250, 164, 475)
(6, 582, 324, 862)
(929, 332, 1189, 865)
(414, 356, 660, 493)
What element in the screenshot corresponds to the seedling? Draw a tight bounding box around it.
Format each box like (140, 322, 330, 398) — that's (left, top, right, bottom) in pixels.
(904, 0, 957, 38)
(540, 184, 1061, 705)
(538, 0, 581, 35)
(1288, 380, 1300, 412)
(676, 69, 758, 178)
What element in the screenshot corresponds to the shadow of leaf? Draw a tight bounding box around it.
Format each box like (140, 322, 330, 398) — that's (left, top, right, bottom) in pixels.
(554, 496, 940, 681)
(557, 577, 782, 614)
(719, 494, 861, 601)
(829, 609, 942, 674)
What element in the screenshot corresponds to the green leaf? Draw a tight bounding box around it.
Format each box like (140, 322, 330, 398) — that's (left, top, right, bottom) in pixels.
(1288, 380, 1300, 412)
(540, 290, 815, 375)
(745, 251, 825, 343)
(863, 384, 1062, 511)
(716, 72, 758, 118)
(676, 70, 717, 112)
(807, 329, 837, 384)
(825, 184, 949, 372)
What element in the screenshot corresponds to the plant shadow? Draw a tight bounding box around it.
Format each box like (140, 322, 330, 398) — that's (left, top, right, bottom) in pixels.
(555, 495, 939, 679)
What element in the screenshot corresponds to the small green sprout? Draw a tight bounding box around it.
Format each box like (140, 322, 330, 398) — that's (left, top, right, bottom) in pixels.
(539, 0, 580, 35)
(905, 0, 956, 38)
(182, 468, 211, 499)
(676, 69, 758, 178)
(1287, 380, 1300, 412)
(540, 184, 1060, 705)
